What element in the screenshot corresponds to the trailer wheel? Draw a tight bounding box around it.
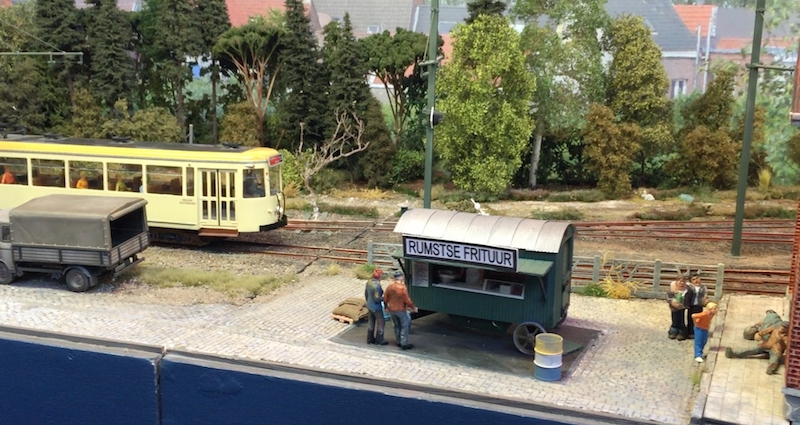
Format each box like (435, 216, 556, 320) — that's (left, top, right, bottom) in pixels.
(0, 262, 12, 284)
(513, 321, 546, 355)
(65, 267, 95, 292)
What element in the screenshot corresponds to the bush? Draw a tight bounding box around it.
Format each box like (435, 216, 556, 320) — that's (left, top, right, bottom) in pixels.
(325, 263, 341, 276)
(547, 189, 605, 203)
(393, 185, 420, 198)
(354, 264, 376, 280)
(389, 148, 425, 184)
(575, 282, 607, 297)
(508, 188, 550, 201)
(630, 203, 710, 220)
(418, 183, 447, 201)
(742, 205, 797, 219)
(283, 182, 301, 198)
(278, 149, 303, 192)
(310, 168, 348, 194)
(319, 203, 379, 218)
(285, 198, 310, 211)
(531, 207, 585, 221)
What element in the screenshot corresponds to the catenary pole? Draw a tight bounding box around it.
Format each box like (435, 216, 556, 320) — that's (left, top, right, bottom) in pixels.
(423, 0, 439, 209)
(731, 0, 766, 257)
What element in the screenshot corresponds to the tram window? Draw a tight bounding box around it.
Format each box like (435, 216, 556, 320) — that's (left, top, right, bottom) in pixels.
(108, 163, 143, 192)
(268, 166, 281, 196)
(0, 157, 27, 185)
(31, 159, 65, 187)
(243, 169, 265, 198)
(186, 167, 194, 196)
(69, 161, 103, 190)
(146, 165, 182, 196)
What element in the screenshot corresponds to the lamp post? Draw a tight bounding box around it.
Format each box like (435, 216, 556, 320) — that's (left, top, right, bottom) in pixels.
(422, 0, 439, 209)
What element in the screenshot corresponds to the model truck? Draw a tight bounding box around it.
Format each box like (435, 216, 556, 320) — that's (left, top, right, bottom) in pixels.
(0, 195, 149, 292)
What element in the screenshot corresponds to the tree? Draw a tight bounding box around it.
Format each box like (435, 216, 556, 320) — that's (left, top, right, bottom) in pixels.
(220, 102, 262, 147)
(85, 0, 136, 108)
(583, 104, 640, 197)
(35, 0, 84, 106)
(196, 0, 231, 143)
(359, 96, 396, 188)
(512, 0, 609, 187)
(295, 111, 369, 194)
(154, 0, 202, 139)
(280, 0, 330, 149)
(100, 99, 182, 142)
(0, 58, 47, 133)
(323, 14, 370, 119)
(436, 15, 535, 194)
(214, 22, 284, 146)
(68, 88, 105, 138)
(605, 15, 672, 186)
(360, 28, 433, 146)
(466, 0, 506, 24)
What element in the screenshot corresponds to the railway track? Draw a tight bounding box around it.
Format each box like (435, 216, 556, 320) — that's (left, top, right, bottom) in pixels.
(209, 240, 792, 296)
(283, 218, 796, 244)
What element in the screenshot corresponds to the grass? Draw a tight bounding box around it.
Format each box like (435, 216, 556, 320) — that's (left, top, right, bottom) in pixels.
(574, 282, 607, 297)
(331, 187, 392, 200)
(285, 200, 379, 218)
(325, 263, 341, 276)
(531, 207, 585, 221)
(508, 188, 550, 201)
(283, 182, 301, 198)
(354, 264, 376, 280)
(285, 198, 310, 211)
(546, 189, 605, 203)
(129, 265, 295, 297)
(742, 205, 796, 219)
(691, 367, 705, 385)
(392, 186, 420, 198)
(630, 203, 710, 221)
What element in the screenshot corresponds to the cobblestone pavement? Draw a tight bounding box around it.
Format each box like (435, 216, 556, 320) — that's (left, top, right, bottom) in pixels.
(0, 276, 699, 424)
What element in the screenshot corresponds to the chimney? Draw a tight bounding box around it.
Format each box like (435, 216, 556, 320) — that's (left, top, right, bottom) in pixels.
(0, 0, 13, 7)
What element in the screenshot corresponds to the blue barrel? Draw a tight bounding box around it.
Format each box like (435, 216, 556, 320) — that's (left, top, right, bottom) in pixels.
(533, 333, 563, 381)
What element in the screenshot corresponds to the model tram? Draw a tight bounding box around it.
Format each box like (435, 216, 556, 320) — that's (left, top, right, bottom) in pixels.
(0, 134, 287, 243)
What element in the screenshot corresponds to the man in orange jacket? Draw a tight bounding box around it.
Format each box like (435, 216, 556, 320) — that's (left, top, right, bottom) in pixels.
(383, 271, 418, 350)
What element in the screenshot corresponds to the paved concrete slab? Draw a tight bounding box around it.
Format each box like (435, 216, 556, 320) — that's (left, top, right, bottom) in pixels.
(0, 275, 717, 424)
(704, 294, 789, 425)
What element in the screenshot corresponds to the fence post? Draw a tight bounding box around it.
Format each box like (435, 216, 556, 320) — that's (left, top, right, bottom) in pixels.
(367, 241, 374, 265)
(653, 259, 662, 293)
(716, 263, 725, 300)
(593, 255, 601, 283)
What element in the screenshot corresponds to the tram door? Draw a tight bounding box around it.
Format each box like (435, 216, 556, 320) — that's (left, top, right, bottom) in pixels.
(199, 169, 237, 228)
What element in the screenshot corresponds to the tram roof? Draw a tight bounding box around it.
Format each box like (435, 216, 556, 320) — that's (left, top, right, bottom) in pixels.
(393, 209, 575, 254)
(0, 134, 281, 163)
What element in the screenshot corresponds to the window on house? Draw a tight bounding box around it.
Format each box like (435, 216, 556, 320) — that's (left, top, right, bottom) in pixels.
(367, 25, 380, 34)
(671, 79, 688, 98)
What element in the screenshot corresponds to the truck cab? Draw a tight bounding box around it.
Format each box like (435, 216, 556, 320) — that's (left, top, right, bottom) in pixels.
(0, 209, 14, 284)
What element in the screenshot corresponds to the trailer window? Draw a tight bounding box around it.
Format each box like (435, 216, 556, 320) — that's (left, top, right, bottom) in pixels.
(69, 161, 103, 190)
(146, 166, 182, 195)
(186, 167, 194, 196)
(268, 166, 281, 196)
(1, 226, 9, 242)
(243, 169, 265, 198)
(31, 159, 65, 187)
(0, 157, 27, 185)
(108, 163, 143, 192)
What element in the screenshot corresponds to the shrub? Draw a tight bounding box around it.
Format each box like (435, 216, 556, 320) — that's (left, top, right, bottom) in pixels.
(531, 207, 585, 221)
(742, 205, 796, 219)
(278, 149, 303, 192)
(575, 282, 607, 297)
(389, 148, 425, 184)
(547, 189, 605, 203)
(597, 253, 643, 299)
(418, 183, 447, 201)
(320, 203, 379, 218)
(446, 199, 478, 213)
(758, 169, 772, 192)
(284, 198, 310, 211)
(393, 186, 420, 198)
(648, 188, 683, 200)
(283, 182, 301, 198)
(354, 264, 376, 280)
(325, 263, 341, 276)
(631, 203, 710, 221)
(508, 188, 550, 201)
(310, 168, 348, 194)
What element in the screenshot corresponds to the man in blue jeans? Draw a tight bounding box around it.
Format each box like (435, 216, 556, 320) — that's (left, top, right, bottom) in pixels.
(383, 271, 418, 350)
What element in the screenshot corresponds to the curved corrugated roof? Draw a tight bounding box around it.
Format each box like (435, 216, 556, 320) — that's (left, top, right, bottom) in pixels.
(393, 209, 574, 254)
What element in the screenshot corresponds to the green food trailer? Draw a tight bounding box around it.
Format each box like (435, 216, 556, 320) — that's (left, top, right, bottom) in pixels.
(392, 209, 575, 355)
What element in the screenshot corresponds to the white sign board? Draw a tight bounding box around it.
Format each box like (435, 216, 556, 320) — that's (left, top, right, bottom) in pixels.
(412, 261, 429, 287)
(403, 237, 518, 271)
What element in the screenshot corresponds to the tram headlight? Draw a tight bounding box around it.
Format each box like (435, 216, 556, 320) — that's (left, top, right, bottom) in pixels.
(277, 205, 283, 215)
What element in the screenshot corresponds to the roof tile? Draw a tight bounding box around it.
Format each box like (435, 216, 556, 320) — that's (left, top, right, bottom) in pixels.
(673, 4, 715, 37)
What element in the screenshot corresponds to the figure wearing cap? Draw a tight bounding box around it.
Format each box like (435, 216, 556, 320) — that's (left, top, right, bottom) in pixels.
(364, 268, 388, 346)
(726, 320, 790, 375)
(691, 302, 718, 363)
(383, 271, 418, 350)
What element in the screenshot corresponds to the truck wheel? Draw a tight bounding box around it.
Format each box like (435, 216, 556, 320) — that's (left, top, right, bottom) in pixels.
(65, 267, 94, 292)
(0, 262, 12, 284)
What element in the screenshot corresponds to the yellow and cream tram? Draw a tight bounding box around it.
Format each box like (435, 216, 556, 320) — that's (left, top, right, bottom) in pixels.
(0, 134, 287, 243)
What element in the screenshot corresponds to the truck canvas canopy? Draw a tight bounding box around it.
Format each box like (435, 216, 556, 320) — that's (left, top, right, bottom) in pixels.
(9, 195, 148, 250)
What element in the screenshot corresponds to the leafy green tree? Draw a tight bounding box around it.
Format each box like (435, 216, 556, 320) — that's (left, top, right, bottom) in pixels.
(436, 15, 535, 194)
(605, 15, 672, 186)
(280, 0, 330, 149)
(100, 98, 182, 142)
(85, 0, 136, 108)
(154, 0, 202, 139)
(583, 104, 640, 197)
(466, 0, 506, 24)
(219, 102, 262, 147)
(359, 96, 396, 188)
(196, 0, 231, 143)
(513, 0, 609, 187)
(214, 22, 284, 146)
(786, 130, 800, 166)
(35, 0, 84, 106)
(730, 105, 767, 184)
(68, 88, 105, 138)
(0, 58, 47, 132)
(360, 28, 433, 146)
(323, 14, 370, 119)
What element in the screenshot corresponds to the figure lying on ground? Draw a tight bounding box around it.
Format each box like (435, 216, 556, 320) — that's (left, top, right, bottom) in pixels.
(726, 321, 789, 375)
(743, 309, 782, 340)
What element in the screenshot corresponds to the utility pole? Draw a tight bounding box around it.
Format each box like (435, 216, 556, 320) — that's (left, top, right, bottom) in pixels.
(732, 0, 794, 256)
(422, 0, 439, 209)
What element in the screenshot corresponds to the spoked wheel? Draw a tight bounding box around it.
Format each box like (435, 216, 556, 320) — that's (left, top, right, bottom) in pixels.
(0, 262, 12, 284)
(65, 267, 96, 292)
(513, 321, 546, 355)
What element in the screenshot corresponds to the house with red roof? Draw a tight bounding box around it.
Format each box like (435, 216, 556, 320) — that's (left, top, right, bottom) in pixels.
(225, 0, 320, 30)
